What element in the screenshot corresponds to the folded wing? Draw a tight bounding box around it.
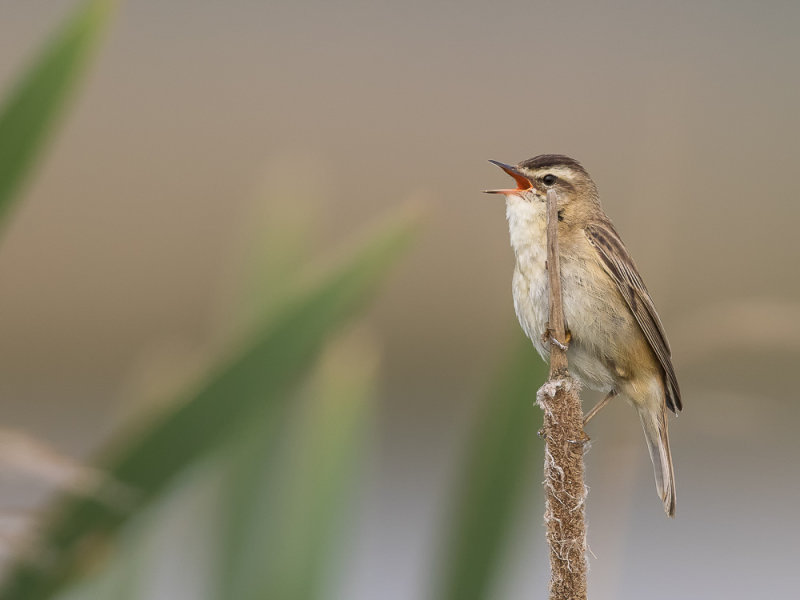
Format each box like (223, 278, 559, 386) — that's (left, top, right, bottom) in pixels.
(584, 220, 682, 413)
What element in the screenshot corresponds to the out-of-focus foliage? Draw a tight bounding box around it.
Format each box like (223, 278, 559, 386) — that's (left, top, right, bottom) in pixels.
(435, 335, 546, 600)
(255, 337, 378, 600)
(0, 211, 417, 600)
(0, 2, 549, 599)
(0, 0, 115, 230)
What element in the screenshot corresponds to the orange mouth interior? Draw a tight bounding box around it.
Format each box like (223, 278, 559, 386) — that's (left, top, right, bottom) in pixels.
(485, 166, 532, 194)
(504, 169, 532, 191)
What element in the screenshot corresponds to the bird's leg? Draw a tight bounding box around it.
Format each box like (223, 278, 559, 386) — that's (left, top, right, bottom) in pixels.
(569, 430, 592, 447)
(583, 389, 618, 425)
(541, 322, 572, 351)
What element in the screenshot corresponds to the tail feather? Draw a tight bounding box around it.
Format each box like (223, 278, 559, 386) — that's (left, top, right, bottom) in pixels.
(638, 405, 676, 517)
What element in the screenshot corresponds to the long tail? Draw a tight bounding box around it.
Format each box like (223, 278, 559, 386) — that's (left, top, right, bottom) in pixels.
(638, 404, 676, 517)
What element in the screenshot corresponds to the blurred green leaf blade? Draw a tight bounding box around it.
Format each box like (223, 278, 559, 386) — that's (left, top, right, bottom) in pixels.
(435, 334, 547, 600)
(0, 211, 419, 600)
(0, 0, 114, 229)
(269, 337, 377, 600)
(215, 190, 317, 600)
(219, 335, 379, 600)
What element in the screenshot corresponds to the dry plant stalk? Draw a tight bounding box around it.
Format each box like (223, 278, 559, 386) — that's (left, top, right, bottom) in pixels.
(536, 188, 588, 599)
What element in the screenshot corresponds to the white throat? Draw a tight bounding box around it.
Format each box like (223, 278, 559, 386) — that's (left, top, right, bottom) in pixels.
(505, 193, 546, 265)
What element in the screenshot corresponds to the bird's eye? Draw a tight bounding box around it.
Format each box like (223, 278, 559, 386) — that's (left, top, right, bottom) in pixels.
(542, 174, 557, 186)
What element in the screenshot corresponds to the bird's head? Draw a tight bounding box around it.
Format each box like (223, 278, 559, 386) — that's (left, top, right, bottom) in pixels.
(485, 154, 599, 221)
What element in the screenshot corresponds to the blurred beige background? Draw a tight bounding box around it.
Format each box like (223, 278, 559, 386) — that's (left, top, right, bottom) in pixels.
(1, 1, 799, 598)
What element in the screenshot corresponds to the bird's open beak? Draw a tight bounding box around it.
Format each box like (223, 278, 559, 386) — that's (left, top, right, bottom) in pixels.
(484, 160, 533, 194)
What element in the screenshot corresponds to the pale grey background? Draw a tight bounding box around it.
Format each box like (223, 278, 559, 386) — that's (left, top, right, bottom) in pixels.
(0, 1, 799, 598)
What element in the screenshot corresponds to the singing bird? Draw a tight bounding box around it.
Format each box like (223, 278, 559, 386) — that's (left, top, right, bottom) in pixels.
(487, 155, 681, 517)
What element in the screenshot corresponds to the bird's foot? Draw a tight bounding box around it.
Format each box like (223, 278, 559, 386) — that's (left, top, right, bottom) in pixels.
(541, 323, 572, 351)
(569, 431, 591, 447)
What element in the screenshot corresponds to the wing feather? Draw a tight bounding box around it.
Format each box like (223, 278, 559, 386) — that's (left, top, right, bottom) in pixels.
(584, 221, 682, 413)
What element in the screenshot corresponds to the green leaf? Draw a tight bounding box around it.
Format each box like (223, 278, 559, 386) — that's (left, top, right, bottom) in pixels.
(434, 334, 547, 600)
(267, 336, 378, 600)
(219, 335, 379, 600)
(0, 0, 115, 230)
(214, 407, 287, 600)
(54, 512, 148, 600)
(0, 211, 419, 600)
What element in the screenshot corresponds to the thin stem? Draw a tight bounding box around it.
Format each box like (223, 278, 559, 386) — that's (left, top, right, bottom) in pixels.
(545, 189, 569, 377)
(537, 188, 588, 600)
